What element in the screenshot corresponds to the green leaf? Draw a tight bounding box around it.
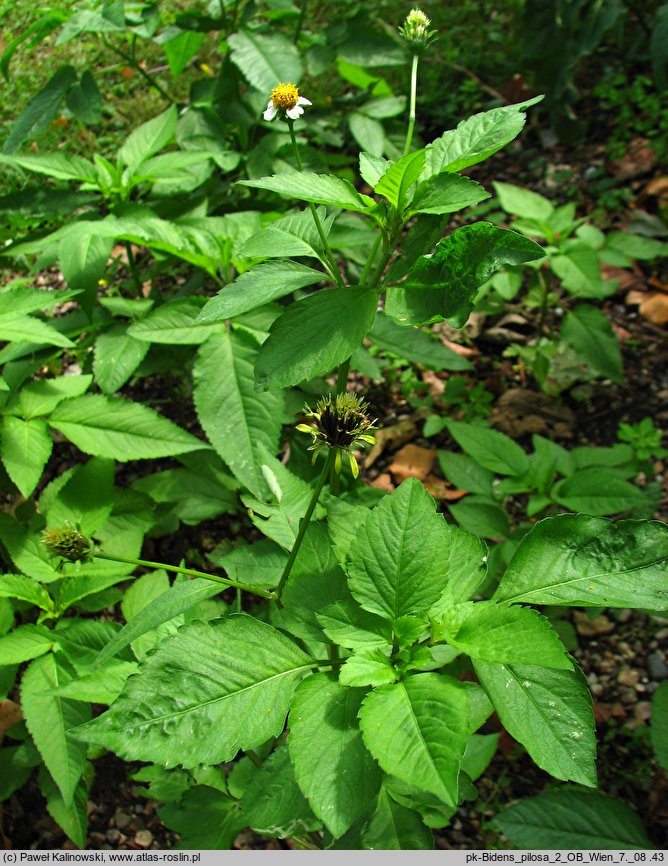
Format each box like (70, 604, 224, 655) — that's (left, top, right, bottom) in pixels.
(39, 764, 91, 849)
(428, 523, 488, 606)
(436, 602, 570, 669)
(438, 451, 494, 497)
(496, 790, 652, 850)
(3, 65, 77, 154)
(0, 574, 53, 611)
(422, 98, 542, 177)
(385, 222, 544, 328)
(45, 456, 114, 536)
(651, 681, 668, 771)
(0, 744, 40, 802)
(347, 479, 451, 622)
(445, 420, 529, 476)
(0, 314, 74, 348)
(410, 173, 490, 216)
(194, 330, 284, 496)
(215, 540, 287, 589)
(339, 649, 397, 687)
(362, 785, 434, 850)
(552, 468, 647, 515)
(462, 733, 498, 781)
(135, 461, 237, 527)
(359, 673, 469, 805)
(317, 599, 392, 650)
(1, 416, 52, 498)
(162, 29, 205, 81)
(119, 106, 177, 172)
(239, 173, 370, 213)
(127, 298, 221, 344)
(552, 245, 607, 297)
(48, 394, 206, 461)
(0, 515, 60, 583)
(93, 324, 149, 394)
(561, 304, 623, 383)
(241, 746, 321, 837)
(0, 624, 54, 663)
(160, 787, 244, 850)
(448, 496, 510, 540)
(65, 69, 102, 125)
(228, 29, 302, 93)
(375, 150, 426, 210)
(21, 654, 90, 804)
(368, 312, 473, 371)
(197, 262, 325, 322)
(94, 577, 223, 667)
(493, 181, 553, 221)
(59, 231, 113, 316)
(349, 112, 385, 157)
(360, 152, 391, 187)
(474, 661, 596, 786)
(49, 660, 138, 705)
(255, 286, 377, 390)
(240, 208, 334, 260)
(289, 673, 382, 837)
(494, 513, 668, 609)
(77, 616, 312, 767)
(0, 152, 96, 182)
(12, 374, 93, 418)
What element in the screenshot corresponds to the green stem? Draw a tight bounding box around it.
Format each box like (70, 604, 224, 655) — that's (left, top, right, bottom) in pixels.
(245, 750, 263, 768)
(294, 0, 308, 43)
(275, 450, 333, 601)
(335, 357, 351, 394)
(94, 552, 275, 600)
(99, 36, 174, 104)
(403, 53, 420, 156)
(359, 231, 383, 288)
(124, 241, 142, 295)
(287, 120, 344, 288)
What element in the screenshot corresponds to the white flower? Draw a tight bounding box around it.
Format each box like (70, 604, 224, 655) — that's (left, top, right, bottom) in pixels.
(263, 82, 312, 122)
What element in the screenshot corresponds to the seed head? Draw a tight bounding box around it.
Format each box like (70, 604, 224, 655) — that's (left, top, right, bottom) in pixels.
(296, 393, 377, 478)
(400, 8, 437, 50)
(42, 527, 93, 563)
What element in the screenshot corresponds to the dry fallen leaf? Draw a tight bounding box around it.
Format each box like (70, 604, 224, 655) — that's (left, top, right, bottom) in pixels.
(645, 176, 668, 197)
(0, 699, 23, 742)
(423, 475, 468, 501)
(388, 443, 436, 482)
(489, 388, 574, 439)
(421, 370, 445, 397)
(364, 418, 418, 468)
(370, 472, 394, 492)
(601, 265, 644, 293)
(609, 137, 658, 180)
(639, 293, 668, 326)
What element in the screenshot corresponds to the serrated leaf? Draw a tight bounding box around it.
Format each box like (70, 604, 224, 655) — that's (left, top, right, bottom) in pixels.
(0, 314, 74, 348)
(386, 222, 544, 328)
(59, 231, 113, 314)
(0, 624, 54, 663)
(553, 468, 647, 515)
(45, 456, 114, 536)
(194, 330, 283, 496)
(239, 208, 333, 260)
(316, 599, 392, 650)
(160, 786, 244, 850)
(436, 602, 570, 669)
(347, 479, 451, 622)
(494, 513, 668, 609)
(12, 374, 93, 419)
(493, 181, 553, 221)
(445, 420, 529, 476)
(561, 304, 623, 383)
(0, 574, 53, 611)
(93, 324, 149, 394)
(369, 311, 473, 371)
(1, 416, 52, 498)
(48, 394, 206, 461)
(0, 152, 96, 182)
(255, 286, 377, 390)
(240, 172, 370, 213)
(360, 152, 391, 187)
(339, 649, 397, 687)
(496, 790, 651, 850)
(162, 29, 205, 81)
(39, 763, 91, 849)
(22, 654, 90, 804)
(362, 785, 434, 850)
(422, 99, 542, 178)
(196, 261, 325, 322)
(228, 29, 302, 93)
(49, 660, 138, 705)
(359, 673, 469, 805)
(127, 297, 221, 344)
(119, 106, 177, 172)
(288, 673, 381, 837)
(0, 744, 40, 802)
(76, 617, 312, 767)
(474, 660, 596, 786)
(3, 65, 77, 154)
(241, 746, 321, 837)
(410, 173, 490, 216)
(375, 150, 425, 210)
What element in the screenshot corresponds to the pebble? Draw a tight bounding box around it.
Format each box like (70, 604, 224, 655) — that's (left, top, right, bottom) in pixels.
(615, 609, 632, 623)
(620, 687, 637, 705)
(617, 667, 640, 687)
(134, 830, 153, 848)
(114, 811, 132, 830)
(654, 627, 668, 641)
(575, 613, 615, 636)
(106, 829, 122, 844)
(648, 653, 668, 680)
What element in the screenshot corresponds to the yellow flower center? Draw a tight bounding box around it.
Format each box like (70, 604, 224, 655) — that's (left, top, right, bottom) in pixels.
(271, 82, 300, 109)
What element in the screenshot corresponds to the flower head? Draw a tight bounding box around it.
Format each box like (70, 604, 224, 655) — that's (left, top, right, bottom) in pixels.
(42, 527, 93, 563)
(399, 8, 437, 50)
(264, 82, 312, 122)
(296, 393, 377, 478)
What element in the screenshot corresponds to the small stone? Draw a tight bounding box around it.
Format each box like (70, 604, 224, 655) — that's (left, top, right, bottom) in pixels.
(135, 830, 153, 848)
(621, 687, 637, 705)
(574, 613, 615, 636)
(617, 667, 640, 687)
(615, 609, 632, 623)
(591, 683, 604, 697)
(106, 829, 122, 844)
(635, 702, 652, 724)
(654, 627, 668, 641)
(114, 811, 132, 830)
(648, 653, 668, 681)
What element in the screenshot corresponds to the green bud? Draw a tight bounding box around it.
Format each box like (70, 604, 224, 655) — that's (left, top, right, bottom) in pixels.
(296, 393, 377, 477)
(399, 8, 437, 51)
(42, 527, 93, 563)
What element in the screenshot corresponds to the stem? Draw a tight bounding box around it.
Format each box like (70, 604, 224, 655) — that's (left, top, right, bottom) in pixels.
(124, 241, 142, 295)
(245, 750, 263, 768)
(335, 357, 351, 394)
(538, 268, 549, 335)
(275, 451, 333, 600)
(287, 121, 344, 288)
(359, 230, 383, 288)
(94, 552, 275, 600)
(294, 0, 308, 43)
(99, 36, 174, 104)
(403, 53, 420, 156)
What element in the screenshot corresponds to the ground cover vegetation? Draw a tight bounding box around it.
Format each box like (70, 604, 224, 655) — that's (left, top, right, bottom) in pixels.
(0, 0, 667, 852)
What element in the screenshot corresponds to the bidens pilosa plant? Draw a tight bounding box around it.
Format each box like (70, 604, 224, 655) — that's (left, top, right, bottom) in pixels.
(0, 4, 666, 852)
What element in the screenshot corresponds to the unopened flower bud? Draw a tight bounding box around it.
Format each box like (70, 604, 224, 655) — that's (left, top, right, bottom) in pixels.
(296, 393, 377, 478)
(42, 527, 93, 563)
(400, 8, 437, 51)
